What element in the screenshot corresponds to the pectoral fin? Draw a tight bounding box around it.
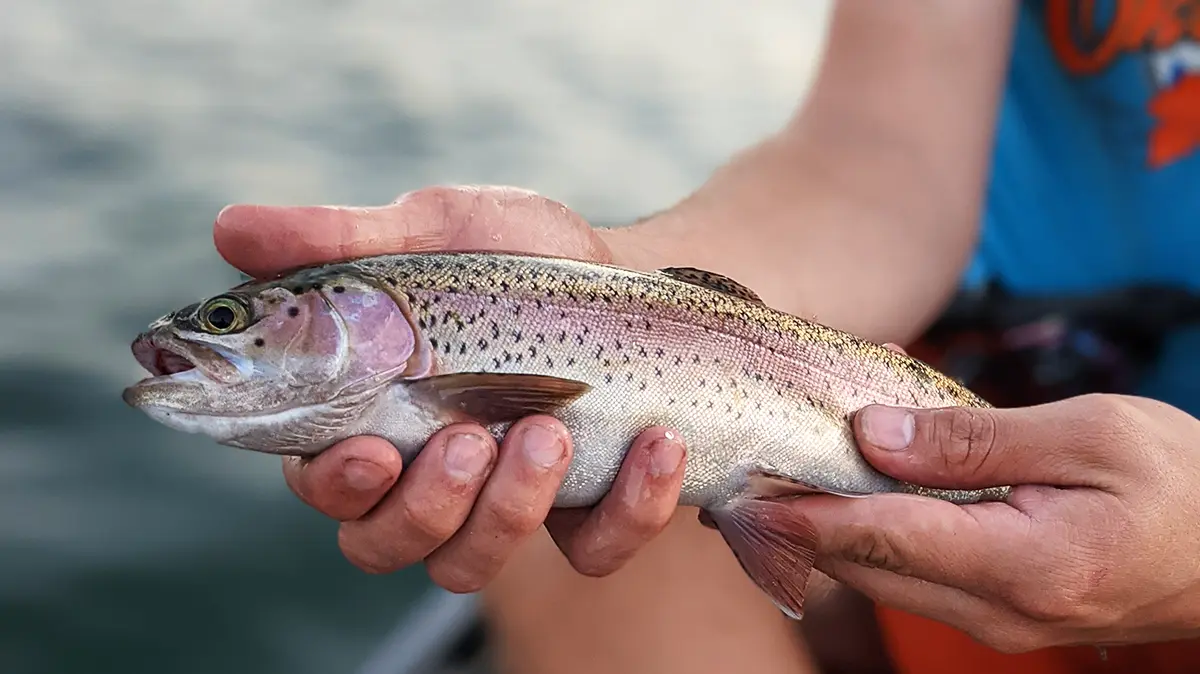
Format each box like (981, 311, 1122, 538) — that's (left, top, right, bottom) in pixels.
(407, 372, 591, 425)
(708, 498, 820, 620)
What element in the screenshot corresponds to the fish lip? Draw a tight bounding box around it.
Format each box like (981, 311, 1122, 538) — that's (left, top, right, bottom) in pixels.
(129, 331, 238, 387)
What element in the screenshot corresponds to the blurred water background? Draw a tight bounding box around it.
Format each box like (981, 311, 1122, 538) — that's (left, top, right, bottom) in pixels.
(0, 2, 829, 672)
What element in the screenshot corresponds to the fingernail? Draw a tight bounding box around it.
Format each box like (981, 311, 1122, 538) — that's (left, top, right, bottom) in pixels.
(523, 424, 565, 468)
(648, 434, 684, 477)
(443, 433, 491, 482)
(861, 406, 916, 451)
(342, 458, 390, 491)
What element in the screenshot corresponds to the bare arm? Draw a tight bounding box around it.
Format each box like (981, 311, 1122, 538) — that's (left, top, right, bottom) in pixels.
(485, 3, 1018, 674)
(609, 0, 1017, 344)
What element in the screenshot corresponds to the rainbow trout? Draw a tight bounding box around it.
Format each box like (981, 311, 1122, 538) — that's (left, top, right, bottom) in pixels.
(123, 251, 1010, 618)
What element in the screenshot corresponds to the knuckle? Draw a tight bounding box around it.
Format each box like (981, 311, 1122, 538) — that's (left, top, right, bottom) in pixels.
(928, 408, 998, 477)
(1008, 573, 1106, 627)
(486, 499, 543, 540)
(622, 503, 671, 539)
(399, 498, 459, 543)
(1072, 394, 1144, 447)
(839, 527, 914, 576)
(338, 527, 402, 574)
(567, 552, 618, 578)
(425, 560, 488, 594)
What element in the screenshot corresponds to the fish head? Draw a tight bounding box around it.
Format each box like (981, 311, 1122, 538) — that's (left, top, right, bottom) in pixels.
(122, 269, 430, 454)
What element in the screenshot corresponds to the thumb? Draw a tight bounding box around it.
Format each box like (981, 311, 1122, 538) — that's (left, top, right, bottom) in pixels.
(214, 185, 604, 279)
(851, 397, 1124, 490)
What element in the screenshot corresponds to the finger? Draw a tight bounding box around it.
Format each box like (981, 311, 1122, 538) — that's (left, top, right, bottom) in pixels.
(797, 492, 1032, 594)
(282, 436, 402, 521)
(214, 202, 452, 279)
(817, 557, 1038, 653)
(337, 425, 497, 574)
(545, 426, 686, 576)
(852, 394, 1139, 490)
(423, 416, 573, 593)
(882, 342, 908, 355)
(213, 185, 606, 279)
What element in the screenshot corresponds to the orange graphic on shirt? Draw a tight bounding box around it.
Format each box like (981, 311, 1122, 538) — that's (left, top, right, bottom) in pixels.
(1046, 0, 1200, 167)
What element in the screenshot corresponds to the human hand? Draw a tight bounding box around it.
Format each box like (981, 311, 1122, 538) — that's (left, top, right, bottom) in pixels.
(213, 186, 688, 590)
(797, 391, 1200, 652)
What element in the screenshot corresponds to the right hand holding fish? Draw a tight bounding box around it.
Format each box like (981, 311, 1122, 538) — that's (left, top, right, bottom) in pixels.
(212, 186, 690, 589)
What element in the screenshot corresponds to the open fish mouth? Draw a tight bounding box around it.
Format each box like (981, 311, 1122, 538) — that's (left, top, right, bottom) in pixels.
(130, 333, 234, 382)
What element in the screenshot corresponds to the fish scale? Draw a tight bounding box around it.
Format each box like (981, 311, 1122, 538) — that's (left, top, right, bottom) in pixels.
(124, 250, 1012, 620)
(343, 252, 999, 505)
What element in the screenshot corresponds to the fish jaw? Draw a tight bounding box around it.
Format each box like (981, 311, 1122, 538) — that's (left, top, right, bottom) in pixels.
(123, 271, 429, 456)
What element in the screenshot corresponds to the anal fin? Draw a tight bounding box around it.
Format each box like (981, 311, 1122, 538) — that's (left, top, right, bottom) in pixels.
(709, 498, 820, 620)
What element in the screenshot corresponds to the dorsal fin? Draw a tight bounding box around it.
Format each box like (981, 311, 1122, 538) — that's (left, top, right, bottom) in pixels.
(658, 267, 763, 303)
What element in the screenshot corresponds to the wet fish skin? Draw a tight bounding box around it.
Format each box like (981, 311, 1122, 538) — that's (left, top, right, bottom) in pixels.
(345, 252, 1007, 506)
(123, 250, 1011, 619)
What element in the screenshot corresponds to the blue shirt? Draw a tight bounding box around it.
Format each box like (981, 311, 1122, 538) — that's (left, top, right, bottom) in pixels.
(964, 0, 1200, 413)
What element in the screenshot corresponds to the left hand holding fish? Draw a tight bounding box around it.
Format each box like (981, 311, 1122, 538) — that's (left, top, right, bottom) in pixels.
(798, 392, 1200, 652)
(212, 186, 691, 589)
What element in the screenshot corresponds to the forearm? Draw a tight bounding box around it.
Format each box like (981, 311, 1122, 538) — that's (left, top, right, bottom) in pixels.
(601, 132, 973, 345)
(606, 1, 1015, 345)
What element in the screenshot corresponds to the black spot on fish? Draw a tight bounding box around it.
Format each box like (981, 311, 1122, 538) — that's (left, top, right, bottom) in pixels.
(622, 354, 630, 364)
(513, 330, 523, 343)
(639, 381, 647, 391)
(292, 286, 304, 295)
(567, 357, 576, 366)
(575, 335, 584, 346)
(559, 331, 567, 344)
(386, 277, 397, 286)
(478, 339, 488, 350)
(638, 346, 647, 357)
(491, 323, 500, 339)
(605, 374, 613, 383)
(626, 372, 634, 382)
(430, 337, 439, 350)
(254, 338, 265, 347)
(545, 356, 554, 368)
(654, 367, 662, 377)
(418, 317, 427, 329)
(333, 285, 345, 294)
(287, 307, 300, 318)
(493, 357, 502, 368)
(459, 343, 467, 355)
(673, 355, 682, 366)
(655, 348, 664, 358)
(529, 346, 538, 358)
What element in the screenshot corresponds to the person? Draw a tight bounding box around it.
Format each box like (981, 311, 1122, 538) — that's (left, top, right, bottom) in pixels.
(211, 1, 1200, 672)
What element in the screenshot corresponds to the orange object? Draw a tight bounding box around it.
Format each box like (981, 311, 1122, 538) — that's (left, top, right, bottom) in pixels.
(876, 605, 1200, 674)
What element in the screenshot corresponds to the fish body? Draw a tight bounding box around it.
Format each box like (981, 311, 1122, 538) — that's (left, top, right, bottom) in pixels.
(124, 251, 1010, 618)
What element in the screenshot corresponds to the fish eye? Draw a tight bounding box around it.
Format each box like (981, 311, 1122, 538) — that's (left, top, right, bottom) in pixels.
(198, 297, 248, 334)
